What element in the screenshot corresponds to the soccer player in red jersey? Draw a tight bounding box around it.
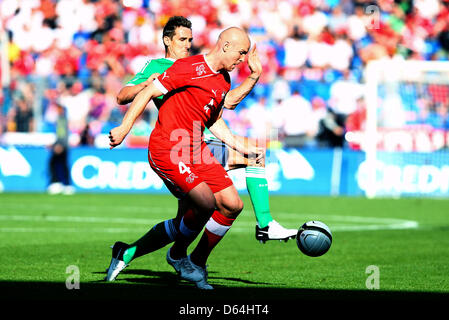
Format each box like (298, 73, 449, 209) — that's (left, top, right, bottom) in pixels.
(109, 27, 259, 289)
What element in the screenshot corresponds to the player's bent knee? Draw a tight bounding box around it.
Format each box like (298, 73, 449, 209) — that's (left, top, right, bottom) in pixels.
(222, 197, 244, 218)
(235, 198, 244, 214)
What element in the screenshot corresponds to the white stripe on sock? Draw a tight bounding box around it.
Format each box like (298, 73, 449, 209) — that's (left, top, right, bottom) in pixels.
(245, 166, 266, 178)
(205, 218, 231, 237)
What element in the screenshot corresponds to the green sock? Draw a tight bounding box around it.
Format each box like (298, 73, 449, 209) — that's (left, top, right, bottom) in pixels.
(245, 167, 273, 228)
(123, 219, 177, 264)
(123, 246, 136, 264)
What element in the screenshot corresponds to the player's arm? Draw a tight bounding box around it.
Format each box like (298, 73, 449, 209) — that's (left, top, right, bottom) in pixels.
(116, 73, 160, 105)
(208, 117, 264, 162)
(223, 44, 262, 110)
(109, 83, 163, 149)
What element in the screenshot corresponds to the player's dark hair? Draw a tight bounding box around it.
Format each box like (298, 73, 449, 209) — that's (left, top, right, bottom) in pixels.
(162, 16, 192, 48)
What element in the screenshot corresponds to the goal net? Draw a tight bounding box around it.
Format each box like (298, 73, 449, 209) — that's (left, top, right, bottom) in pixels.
(358, 59, 449, 198)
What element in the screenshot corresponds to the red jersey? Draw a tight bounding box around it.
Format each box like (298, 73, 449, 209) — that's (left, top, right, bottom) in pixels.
(147, 55, 233, 195)
(152, 54, 231, 146)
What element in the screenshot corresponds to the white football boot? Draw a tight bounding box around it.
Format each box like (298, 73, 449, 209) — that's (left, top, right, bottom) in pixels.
(166, 248, 203, 282)
(255, 220, 298, 243)
(105, 242, 129, 281)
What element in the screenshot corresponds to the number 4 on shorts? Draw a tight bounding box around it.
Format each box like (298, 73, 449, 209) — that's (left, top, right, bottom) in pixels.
(178, 161, 191, 175)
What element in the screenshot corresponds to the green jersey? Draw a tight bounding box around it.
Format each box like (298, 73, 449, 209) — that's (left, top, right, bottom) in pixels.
(126, 58, 175, 102)
(126, 57, 219, 141)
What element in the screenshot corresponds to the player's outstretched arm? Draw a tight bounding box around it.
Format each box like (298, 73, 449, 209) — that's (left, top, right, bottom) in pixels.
(224, 44, 262, 110)
(116, 73, 160, 105)
(109, 83, 163, 149)
(208, 117, 264, 162)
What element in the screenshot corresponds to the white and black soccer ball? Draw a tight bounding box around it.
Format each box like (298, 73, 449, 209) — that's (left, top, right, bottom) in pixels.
(296, 221, 332, 257)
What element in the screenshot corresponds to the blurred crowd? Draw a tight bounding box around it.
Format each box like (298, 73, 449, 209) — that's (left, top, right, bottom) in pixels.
(1, 0, 449, 149)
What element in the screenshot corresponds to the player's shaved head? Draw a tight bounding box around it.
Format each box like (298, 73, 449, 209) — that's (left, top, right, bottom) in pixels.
(206, 26, 251, 72)
(218, 27, 251, 50)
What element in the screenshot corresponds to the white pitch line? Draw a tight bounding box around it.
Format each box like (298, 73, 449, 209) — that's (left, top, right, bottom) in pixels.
(0, 213, 418, 233)
(0, 202, 419, 226)
(269, 212, 418, 225)
(0, 201, 420, 228)
(0, 214, 160, 225)
(0, 202, 169, 214)
(0, 227, 143, 233)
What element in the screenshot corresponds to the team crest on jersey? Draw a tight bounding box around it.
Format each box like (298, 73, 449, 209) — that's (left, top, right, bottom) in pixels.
(185, 172, 198, 184)
(196, 64, 206, 76)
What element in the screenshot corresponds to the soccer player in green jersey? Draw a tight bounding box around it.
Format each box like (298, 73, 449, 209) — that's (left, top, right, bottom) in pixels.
(106, 16, 296, 287)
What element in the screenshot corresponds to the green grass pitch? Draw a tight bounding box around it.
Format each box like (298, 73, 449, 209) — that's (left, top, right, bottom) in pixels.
(1, 192, 448, 307)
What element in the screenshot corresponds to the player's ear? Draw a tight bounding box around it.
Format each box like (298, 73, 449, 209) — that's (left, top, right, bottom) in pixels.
(163, 36, 171, 47)
(223, 41, 231, 52)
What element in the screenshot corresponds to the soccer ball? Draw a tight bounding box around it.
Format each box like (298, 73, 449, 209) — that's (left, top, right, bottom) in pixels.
(296, 221, 332, 257)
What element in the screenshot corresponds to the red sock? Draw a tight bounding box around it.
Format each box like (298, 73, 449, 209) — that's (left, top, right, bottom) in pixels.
(190, 211, 235, 267)
(171, 208, 206, 260)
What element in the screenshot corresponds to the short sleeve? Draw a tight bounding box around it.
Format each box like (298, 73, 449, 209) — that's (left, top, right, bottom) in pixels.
(126, 59, 168, 86)
(126, 73, 148, 86)
(126, 60, 150, 86)
(153, 60, 191, 94)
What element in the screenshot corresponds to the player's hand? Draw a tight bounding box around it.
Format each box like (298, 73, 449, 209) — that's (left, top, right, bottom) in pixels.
(247, 44, 262, 79)
(246, 144, 265, 165)
(142, 73, 160, 86)
(109, 125, 129, 149)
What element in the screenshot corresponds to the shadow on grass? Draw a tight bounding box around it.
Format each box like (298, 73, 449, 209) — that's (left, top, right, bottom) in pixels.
(0, 275, 447, 303)
(1, 279, 448, 317)
(1, 268, 448, 317)
(120, 269, 273, 286)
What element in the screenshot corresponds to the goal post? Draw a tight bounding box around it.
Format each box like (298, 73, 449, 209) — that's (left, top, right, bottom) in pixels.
(362, 58, 449, 198)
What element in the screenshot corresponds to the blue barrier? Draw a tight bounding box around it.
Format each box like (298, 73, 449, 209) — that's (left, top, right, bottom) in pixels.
(0, 146, 448, 197)
(0, 147, 51, 192)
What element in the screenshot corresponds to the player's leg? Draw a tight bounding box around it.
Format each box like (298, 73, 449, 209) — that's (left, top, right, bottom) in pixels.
(106, 146, 214, 282)
(189, 183, 243, 268)
(110, 221, 181, 281)
(205, 138, 271, 227)
(109, 185, 216, 283)
(148, 145, 221, 283)
(117, 197, 187, 265)
(205, 139, 273, 228)
(187, 184, 242, 290)
(227, 144, 274, 231)
(218, 137, 297, 242)
(185, 153, 242, 289)
(165, 181, 217, 284)
(168, 182, 216, 260)
(105, 193, 184, 282)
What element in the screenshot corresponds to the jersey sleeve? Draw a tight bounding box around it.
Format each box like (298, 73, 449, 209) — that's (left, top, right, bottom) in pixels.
(127, 59, 175, 100)
(125, 60, 156, 86)
(153, 60, 191, 94)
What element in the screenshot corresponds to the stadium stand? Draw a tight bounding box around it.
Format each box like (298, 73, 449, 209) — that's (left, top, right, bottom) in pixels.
(1, 0, 448, 148)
